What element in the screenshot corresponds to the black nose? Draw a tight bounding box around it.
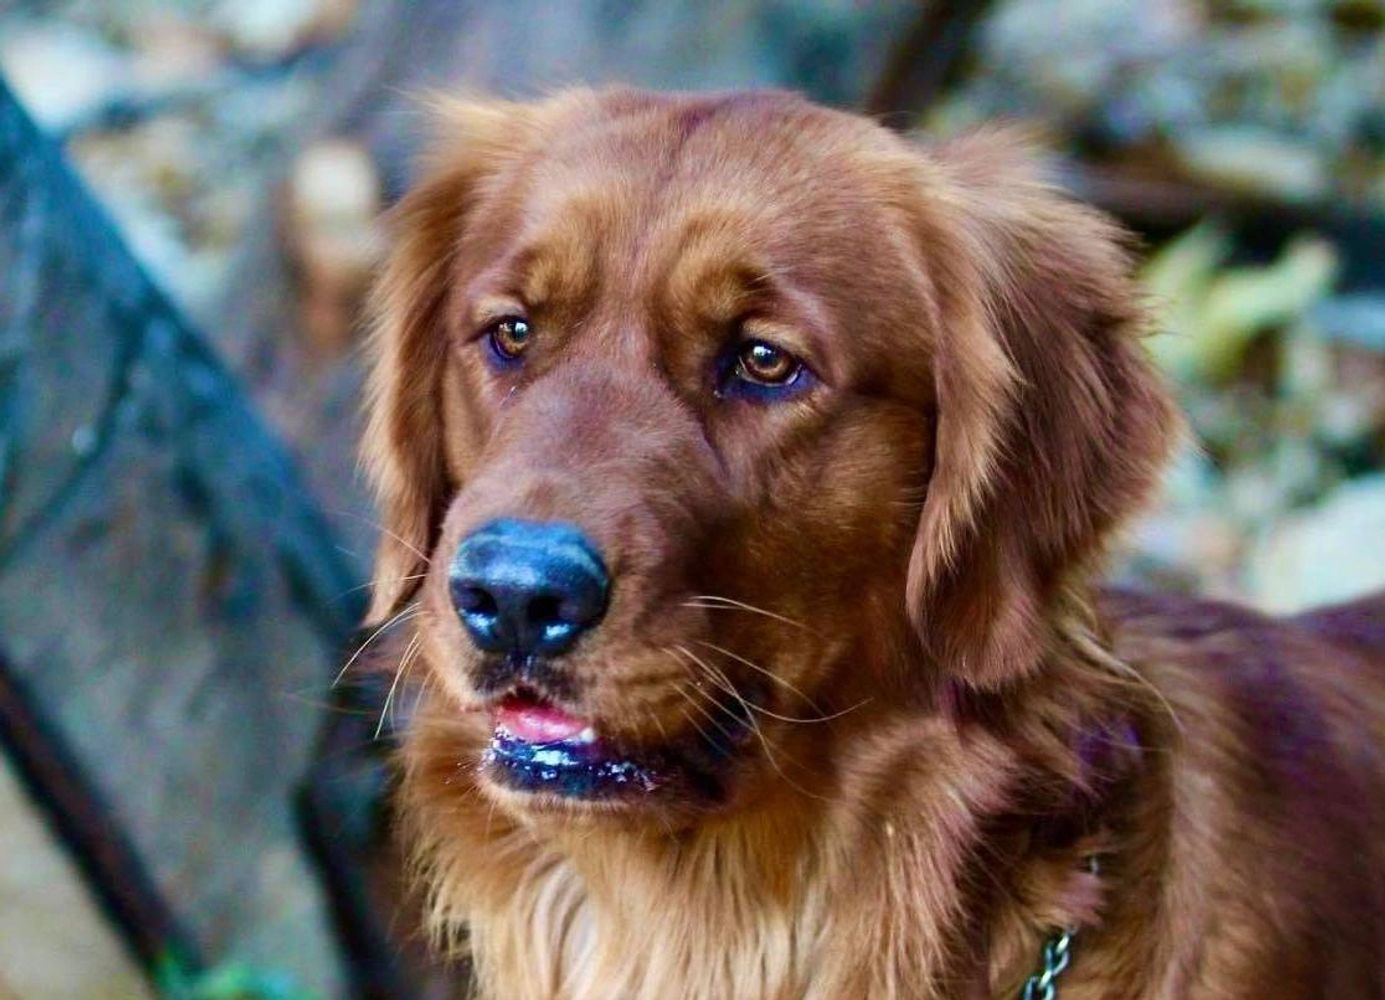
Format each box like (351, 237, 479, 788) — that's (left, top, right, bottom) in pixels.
(449, 519, 610, 658)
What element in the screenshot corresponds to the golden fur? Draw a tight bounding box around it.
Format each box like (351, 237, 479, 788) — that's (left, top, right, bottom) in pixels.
(360, 88, 1385, 998)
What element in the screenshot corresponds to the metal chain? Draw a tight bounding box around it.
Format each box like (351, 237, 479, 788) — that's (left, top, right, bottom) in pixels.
(1018, 855, 1098, 999)
(1019, 928, 1075, 1000)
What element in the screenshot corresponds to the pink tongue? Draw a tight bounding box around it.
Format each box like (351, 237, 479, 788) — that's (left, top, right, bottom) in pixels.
(496, 698, 588, 744)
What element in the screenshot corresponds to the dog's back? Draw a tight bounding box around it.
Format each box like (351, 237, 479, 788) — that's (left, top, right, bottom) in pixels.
(1298, 592, 1385, 672)
(1105, 589, 1385, 997)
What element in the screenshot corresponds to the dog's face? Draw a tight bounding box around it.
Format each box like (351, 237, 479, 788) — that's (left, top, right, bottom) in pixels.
(364, 90, 1175, 826)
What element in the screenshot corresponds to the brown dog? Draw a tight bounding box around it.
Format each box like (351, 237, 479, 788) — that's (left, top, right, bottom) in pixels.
(359, 88, 1385, 998)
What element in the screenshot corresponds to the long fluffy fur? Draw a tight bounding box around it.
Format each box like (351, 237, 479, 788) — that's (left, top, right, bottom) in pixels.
(362, 88, 1385, 998)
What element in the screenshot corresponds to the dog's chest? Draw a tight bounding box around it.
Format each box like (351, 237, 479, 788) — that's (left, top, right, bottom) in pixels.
(480, 858, 823, 1000)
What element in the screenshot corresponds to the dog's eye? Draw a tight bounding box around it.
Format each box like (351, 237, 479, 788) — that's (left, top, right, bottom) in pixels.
(734, 340, 801, 386)
(485, 317, 532, 362)
(717, 336, 814, 402)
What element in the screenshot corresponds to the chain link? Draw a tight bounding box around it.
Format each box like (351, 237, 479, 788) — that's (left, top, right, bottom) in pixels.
(1018, 855, 1097, 999)
(1019, 929, 1074, 1000)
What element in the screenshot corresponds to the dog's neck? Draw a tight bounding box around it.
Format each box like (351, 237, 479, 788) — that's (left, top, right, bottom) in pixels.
(401, 620, 1160, 999)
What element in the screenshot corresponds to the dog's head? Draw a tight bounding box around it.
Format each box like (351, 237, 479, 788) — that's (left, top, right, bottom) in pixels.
(362, 89, 1177, 824)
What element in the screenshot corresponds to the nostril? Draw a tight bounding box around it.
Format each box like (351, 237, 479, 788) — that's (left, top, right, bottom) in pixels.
(454, 584, 498, 617)
(526, 594, 564, 628)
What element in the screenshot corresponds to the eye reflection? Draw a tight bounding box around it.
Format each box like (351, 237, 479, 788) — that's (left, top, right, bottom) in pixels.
(486, 317, 532, 362)
(735, 339, 801, 386)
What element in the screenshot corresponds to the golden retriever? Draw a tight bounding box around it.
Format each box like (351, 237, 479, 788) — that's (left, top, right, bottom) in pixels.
(359, 87, 1385, 998)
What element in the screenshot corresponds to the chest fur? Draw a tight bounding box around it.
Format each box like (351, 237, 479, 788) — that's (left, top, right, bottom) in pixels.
(466, 849, 831, 1000)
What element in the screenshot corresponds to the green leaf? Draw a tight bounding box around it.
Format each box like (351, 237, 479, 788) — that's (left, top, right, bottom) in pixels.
(1143, 228, 1338, 384)
(1196, 237, 1337, 380)
(1142, 222, 1233, 381)
(154, 953, 318, 1000)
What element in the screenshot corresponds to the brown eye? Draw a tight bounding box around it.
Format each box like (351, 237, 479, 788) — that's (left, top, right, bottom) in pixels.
(486, 317, 532, 361)
(736, 339, 800, 385)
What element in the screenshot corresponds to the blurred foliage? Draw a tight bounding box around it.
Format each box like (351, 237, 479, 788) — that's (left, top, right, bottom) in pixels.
(1132, 225, 1385, 607)
(0, 0, 348, 323)
(919, 0, 1385, 608)
(1147, 225, 1338, 383)
(157, 953, 318, 1000)
(931, 0, 1385, 206)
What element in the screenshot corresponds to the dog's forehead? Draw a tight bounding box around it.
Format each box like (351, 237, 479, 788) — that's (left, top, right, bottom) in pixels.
(497, 95, 917, 324)
(545, 92, 861, 176)
(534, 97, 887, 229)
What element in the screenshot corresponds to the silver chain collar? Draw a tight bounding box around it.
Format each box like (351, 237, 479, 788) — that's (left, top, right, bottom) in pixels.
(1017, 855, 1099, 1000)
(1019, 927, 1076, 1000)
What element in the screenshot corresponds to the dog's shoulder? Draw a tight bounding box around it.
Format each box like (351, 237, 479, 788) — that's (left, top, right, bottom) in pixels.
(1097, 586, 1385, 992)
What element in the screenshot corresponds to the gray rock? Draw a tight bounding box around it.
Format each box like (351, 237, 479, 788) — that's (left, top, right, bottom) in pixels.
(1245, 473, 1385, 613)
(0, 23, 128, 131)
(0, 76, 356, 995)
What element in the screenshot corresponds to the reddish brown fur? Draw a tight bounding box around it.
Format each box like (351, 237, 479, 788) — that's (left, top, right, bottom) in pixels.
(360, 88, 1385, 998)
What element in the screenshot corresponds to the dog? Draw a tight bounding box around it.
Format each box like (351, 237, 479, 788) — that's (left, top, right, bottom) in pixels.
(359, 87, 1385, 998)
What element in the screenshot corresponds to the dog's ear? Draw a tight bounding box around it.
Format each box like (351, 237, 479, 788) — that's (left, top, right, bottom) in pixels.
(899, 130, 1180, 688)
(361, 95, 547, 624)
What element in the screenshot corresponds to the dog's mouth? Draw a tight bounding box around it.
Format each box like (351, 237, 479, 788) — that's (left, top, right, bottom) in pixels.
(484, 691, 663, 799)
(481, 688, 749, 805)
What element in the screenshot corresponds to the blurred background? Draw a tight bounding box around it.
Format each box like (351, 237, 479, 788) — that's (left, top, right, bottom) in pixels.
(0, 1, 1382, 997)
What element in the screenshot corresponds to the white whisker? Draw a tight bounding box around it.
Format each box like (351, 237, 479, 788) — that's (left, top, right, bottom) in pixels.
(326, 508, 433, 563)
(682, 594, 810, 632)
(668, 646, 827, 802)
(379, 633, 425, 739)
(331, 573, 429, 603)
(333, 602, 420, 688)
(692, 640, 823, 711)
(680, 643, 869, 725)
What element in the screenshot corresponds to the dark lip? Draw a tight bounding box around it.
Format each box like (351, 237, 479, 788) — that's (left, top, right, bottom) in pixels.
(483, 729, 665, 799)
(481, 698, 753, 804)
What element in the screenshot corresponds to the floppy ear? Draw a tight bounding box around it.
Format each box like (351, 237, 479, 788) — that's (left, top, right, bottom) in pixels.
(360, 96, 546, 624)
(902, 130, 1181, 688)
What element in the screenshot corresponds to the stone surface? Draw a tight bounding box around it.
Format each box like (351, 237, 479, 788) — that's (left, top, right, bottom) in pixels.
(0, 78, 357, 994)
(1246, 473, 1385, 613)
(0, 752, 152, 1000)
(0, 22, 127, 131)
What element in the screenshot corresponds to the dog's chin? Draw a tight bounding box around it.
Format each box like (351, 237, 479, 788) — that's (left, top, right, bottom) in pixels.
(475, 690, 749, 823)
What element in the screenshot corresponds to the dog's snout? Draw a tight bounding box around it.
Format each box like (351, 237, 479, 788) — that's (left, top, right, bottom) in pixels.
(449, 519, 610, 658)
